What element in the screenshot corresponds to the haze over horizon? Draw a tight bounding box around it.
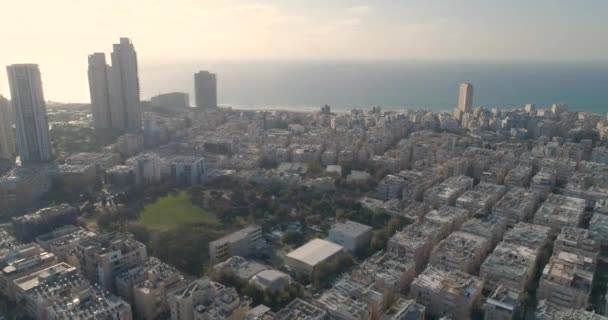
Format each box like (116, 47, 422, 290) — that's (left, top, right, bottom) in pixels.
(1, 0, 608, 102)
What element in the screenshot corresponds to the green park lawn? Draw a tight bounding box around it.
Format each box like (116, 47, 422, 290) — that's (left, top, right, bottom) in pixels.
(138, 191, 220, 230)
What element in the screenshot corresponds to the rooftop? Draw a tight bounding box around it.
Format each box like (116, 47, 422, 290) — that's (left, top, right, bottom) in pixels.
(287, 238, 344, 267)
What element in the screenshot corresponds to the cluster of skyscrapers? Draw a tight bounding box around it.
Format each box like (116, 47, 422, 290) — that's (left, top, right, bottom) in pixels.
(0, 37, 218, 164)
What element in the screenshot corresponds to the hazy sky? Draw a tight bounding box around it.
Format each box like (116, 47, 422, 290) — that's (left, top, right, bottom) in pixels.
(1, 0, 607, 102)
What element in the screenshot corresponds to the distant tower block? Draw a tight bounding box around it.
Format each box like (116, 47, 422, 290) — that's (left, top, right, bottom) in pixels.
(194, 71, 218, 110)
(458, 82, 474, 113)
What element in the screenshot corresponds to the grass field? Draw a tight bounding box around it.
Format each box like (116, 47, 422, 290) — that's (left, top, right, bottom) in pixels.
(138, 191, 220, 230)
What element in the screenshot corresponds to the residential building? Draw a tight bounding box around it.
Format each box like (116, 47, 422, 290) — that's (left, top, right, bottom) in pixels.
(194, 71, 217, 109)
(46, 287, 133, 320)
(429, 231, 489, 274)
(169, 155, 206, 185)
(553, 227, 600, 263)
(387, 221, 443, 272)
(535, 299, 608, 320)
(0, 243, 57, 298)
(328, 220, 373, 253)
(73, 232, 148, 292)
(484, 285, 522, 320)
(410, 266, 483, 320)
(503, 222, 551, 253)
(169, 278, 219, 320)
(381, 299, 425, 320)
(133, 258, 187, 320)
(12, 204, 78, 242)
(493, 187, 539, 227)
(531, 168, 557, 200)
(209, 226, 265, 262)
(423, 175, 474, 208)
(459, 215, 507, 248)
(458, 83, 473, 114)
(274, 298, 327, 320)
(423, 206, 469, 239)
(503, 166, 533, 189)
(590, 212, 608, 247)
(35, 225, 96, 262)
(87, 52, 113, 132)
(533, 194, 586, 234)
(315, 289, 371, 320)
(538, 250, 595, 309)
(127, 153, 162, 185)
(480, 241, 537, 293)
(399, 170, 444, 201)
(250, 269, 291, 293)
(0, 95, 16, 159)
(213, 256, 268, 282)
(151, 92, 190, 111)
(455, 182, 506, 216)
(110, 37, 142, 132)
(6, 64, 53, 163)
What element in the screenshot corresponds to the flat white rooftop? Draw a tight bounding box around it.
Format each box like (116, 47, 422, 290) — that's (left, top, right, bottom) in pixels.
(287, 238, 344, 267)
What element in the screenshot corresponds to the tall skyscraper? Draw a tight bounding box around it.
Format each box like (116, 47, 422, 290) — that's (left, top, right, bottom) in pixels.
(111, 38, 141, 132)
(87, 53, 112, 132)
(6, 64, 53, 163)
(0, 95, 16, 160)
(458, 82, 474, 113)
(194, 71, 217, 109)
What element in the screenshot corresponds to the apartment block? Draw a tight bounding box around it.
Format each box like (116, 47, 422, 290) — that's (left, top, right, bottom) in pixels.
(429, 231, 489, 274)
(538, 250, 595, 309)
(533, 194, 586, 234)
(503, 222, 551, 254)
(209, 226, 265, 262)
(0, 243, 57, 299)
(531, 168, 557, 200)
(376, 175, 408, 200)
(134, 258, 187, 320)
(590, 212, 608, 247)
(12, 204, 78, 242)
(455, 182, 506, 216)
(459, 215, 507, 248)
(535, 299, 608, 320)
(595, 199, 608, 215)
(424, 206, 469, 239)
(46, 287, 133, 320)
(12, 262, 90, 320)
(65, 152, 122, 173)
(315, 289, 372, 320)
(382, 298, 425, 320)
(410, 266, 483, 320)
(503, 165, 533, 189)
(35, 225, 97, 262)
(399, 170, 444, 201)
(553, 227, 600, 263)
(423, 175, 474, 207)
(379, 199, 431, 223)
(328, 220, 373, 253)
(214, 256, 268, 282)
(74, 232, 148, 292)
(493, 188, 539, 226)
(480, 241, 538, 293)
(483, 285, 523, 320)
(274, 298, 327, 320)
(351, 251, 416, 294)
(387, 222, 443, 272)
(169, 278, 222, 320)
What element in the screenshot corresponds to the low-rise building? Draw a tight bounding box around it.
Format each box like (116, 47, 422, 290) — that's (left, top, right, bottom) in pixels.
(73, 232, 148, 292)
(410, 266, 483, 320)
(35, 225, 96, 262)
(399, 170, 444, 201)
(286, 238, 346, 277)
(315, 289, 372, 320)
(533, 194, 586, 234)
(480, 241, 537, 293)
(381, 299, 425, 320)
(168, 155, 206, 185)
(503, 222, 551, 253)
(65, 152, 121, 174)
(55, 164, 98, 194)
(214, 256, 268, 282)
(387, 222, 443, 272)
(328, 220, 373, 254)
(538, 250, 595, 309)
(12, 204, 78, 242)
(350, 251, 416, 294)
(429, 231, 489, 274)
(553, 227, 600, 263)
(455, 182, 506, 216)
(46, 287, 133, 320)
(423, 206, 469, 239)
(209, 226, 265, 262)
(484, 285, 522, 320)
(169, 278, 220, 320)
(133, 258, 187, 320)
(531, 168, 557, 200)
(423, 175, 474, 208)
(493, 188, 539, 227)
(378, 199, 430, 223)
(250, 269, 291, 293)
(535, 299, 608, 320)
(459, 215, 507, 248)
(590, 212, 608, 247)
(503, 165, 533, 189)
(274, 298, 327, 320)
(0, 243, 57, 298)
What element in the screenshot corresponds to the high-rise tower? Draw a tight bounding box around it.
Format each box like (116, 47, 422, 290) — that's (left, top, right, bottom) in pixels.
(194, 71, 217, 110)
(0, 95, 16, 160)
(87, 53, 113, 132)
(110, 37, 141, 132)
(458, 82, 474, 113)
(7, 64, 53, 163)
